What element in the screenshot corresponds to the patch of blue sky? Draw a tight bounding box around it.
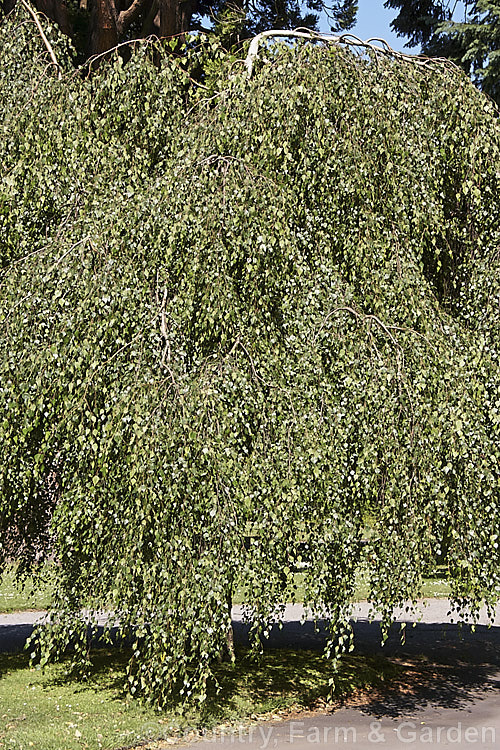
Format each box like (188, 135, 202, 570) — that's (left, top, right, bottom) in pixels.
(318, 0, 469, 54)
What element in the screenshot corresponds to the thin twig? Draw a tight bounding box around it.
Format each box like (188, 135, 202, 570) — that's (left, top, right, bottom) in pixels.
(47, 238, 89, 273)
(314, 305, 436, 352)
(76, 35, 159, 77)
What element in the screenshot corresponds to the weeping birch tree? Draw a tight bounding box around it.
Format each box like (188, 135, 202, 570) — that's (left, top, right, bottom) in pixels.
(0, 8, 499, 707)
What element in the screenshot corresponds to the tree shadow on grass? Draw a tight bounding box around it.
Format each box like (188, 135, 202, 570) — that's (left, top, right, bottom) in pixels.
(2, 618, 500, 723)
(0, 634, 399, 725)
(0, 646, 131, 695)
(232, 618, 500, 720)
(198, 649, 400, 725)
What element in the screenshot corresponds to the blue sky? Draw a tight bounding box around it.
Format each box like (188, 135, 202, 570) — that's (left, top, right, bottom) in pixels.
(345, 0, 409, 51)
(318, 0, 468, 54)
(319, 0, 410, 52)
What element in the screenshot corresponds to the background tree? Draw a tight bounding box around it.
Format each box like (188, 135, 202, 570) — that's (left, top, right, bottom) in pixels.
(1, 0, 352, 58)
(384, 0, 500, 102)
(329, 0, 358, 30)
(384, 0, 451, 47)
(438, 1, 500, 103)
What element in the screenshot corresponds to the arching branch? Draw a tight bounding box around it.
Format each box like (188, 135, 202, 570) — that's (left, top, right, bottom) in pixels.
(244, 28, 457, 77)
(18, 0, 62, 80)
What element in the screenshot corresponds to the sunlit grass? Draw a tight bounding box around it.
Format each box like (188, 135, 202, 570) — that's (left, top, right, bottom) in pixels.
(0, 567, 53, 614)
(1, 565, 452, 614)
(0, 648, 400, 750)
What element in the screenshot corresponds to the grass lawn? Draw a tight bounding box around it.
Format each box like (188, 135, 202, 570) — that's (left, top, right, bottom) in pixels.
(0, 648, 401, 750)
(233, 570, 452, 605)
(0, 564, 438, 750)
(351, 568, 452, 602)
(0, 567, 53, 614)
(0, 566, 452, 614)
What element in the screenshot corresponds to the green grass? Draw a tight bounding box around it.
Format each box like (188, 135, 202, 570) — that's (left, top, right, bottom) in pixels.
(0, 568, 53, 614)
(420, 575, 452, 598)
(0, 648, 400, 750)
(352, 567, 452, 602)
(0, 566, 452, 614)
(233, 570, 451, 605)
(0, 564, 429, 750)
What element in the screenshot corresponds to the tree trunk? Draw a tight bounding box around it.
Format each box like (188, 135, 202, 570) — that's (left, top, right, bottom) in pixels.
(225, 619, 235, 661)
(178, 0, 194, 37)
(158, 0, 177, 37)
(217, 586, 235, 663)
(34, 0, 72, 34)
(223, 587, 235, 662)
(140, 0, 157, 36)
(157, 0, 192, 39)
(89, 0, 118, 58)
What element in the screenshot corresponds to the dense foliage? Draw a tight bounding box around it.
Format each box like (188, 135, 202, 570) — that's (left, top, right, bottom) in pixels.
(385, 0, 500, 103)
(1, 8, 500, 707)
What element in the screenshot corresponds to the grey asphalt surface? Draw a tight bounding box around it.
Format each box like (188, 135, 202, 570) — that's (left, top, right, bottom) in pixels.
(228, 602, 500, 750)
(2, 601, 500, 749)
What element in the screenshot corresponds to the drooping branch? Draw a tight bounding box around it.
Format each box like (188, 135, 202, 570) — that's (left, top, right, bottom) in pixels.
(19, 0, 62, 79)
(245, 28, 340, 75)
(244, 28, 458, 76)
(81, 35, 157, 70)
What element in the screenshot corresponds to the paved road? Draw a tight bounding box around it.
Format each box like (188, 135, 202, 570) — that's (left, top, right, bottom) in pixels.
(2, 599, 499, 654)
(229, 602, 500, 750)
(2, 602, 500, 748)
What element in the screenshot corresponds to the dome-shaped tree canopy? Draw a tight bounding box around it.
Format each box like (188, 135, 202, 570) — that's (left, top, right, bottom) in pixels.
(0, 7, 499, 707)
